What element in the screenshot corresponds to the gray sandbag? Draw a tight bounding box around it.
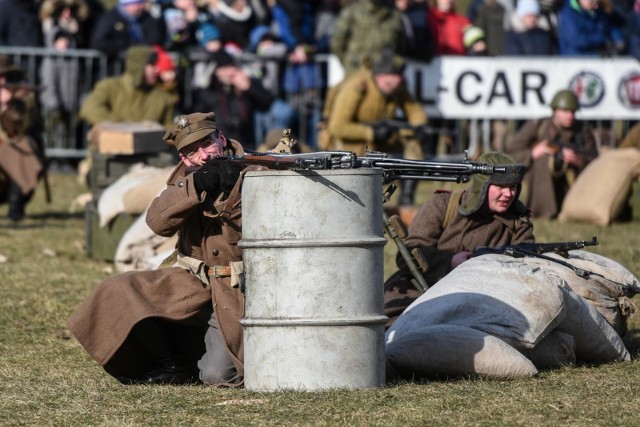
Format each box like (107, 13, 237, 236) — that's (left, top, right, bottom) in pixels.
(386, 324, 538, 380)
(389, 255, 567, 351)
(556, 287, 631, 363)
(522, 330, 576, 369)
(535, 250, 639, 336)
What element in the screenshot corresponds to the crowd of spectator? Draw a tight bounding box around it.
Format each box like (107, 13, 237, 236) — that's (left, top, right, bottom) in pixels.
(0, 0, 638, 152)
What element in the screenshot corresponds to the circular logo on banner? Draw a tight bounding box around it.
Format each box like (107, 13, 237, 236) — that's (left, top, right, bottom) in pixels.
(618, 71, 640, 108)
(568, 71, 605, 108)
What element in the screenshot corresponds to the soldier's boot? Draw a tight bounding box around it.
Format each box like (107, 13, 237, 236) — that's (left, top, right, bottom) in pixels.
(398, 180, 417, 206)
(119, 318, 195, 385)
(7, 181, 27, 222)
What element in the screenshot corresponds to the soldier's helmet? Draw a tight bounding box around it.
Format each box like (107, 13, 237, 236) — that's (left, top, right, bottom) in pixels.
(550, 89, 580, 112)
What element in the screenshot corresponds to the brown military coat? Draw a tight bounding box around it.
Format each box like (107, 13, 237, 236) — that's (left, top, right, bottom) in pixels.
(0, 134, 43, 195)
(384, 190, 534, 325)
(67, 140, 259, 383)
(327, 68, 426, 158)
(505, 117, 598, 218)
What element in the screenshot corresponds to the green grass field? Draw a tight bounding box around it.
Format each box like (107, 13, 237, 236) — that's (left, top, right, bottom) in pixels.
(1, 173, 640, 426)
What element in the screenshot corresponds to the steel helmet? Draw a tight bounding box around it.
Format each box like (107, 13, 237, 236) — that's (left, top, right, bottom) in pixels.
(550, 89, 580, 111)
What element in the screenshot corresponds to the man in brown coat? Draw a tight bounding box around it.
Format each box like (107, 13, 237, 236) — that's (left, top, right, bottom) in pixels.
(67, 112, 264, 385)
(383, 152, 535, 326)
(327, 49, 427, 205)
(0, 61, 44, 222)
(505, 89, 598, 219)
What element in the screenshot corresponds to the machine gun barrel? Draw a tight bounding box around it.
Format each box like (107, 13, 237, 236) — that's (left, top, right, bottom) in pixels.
(227, 150, 506, 184)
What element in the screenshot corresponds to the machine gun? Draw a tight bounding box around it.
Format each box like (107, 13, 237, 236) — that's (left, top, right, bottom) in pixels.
(223, 149, 505, 185)
(472, 237, 600, 279)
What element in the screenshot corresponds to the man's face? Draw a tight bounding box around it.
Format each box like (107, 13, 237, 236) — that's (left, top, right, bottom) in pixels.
(179, 130, 227, 167)
(214, 65, 239, 85)
(553, 108, 576, 129)
(143, 63, 159, 86)
(485, 184, 517, 214)
(0, 76, 11, 108)
(374, 73, 403, 95)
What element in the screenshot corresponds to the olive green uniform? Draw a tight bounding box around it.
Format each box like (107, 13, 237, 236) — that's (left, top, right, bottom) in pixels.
(327, 68, 426, 160)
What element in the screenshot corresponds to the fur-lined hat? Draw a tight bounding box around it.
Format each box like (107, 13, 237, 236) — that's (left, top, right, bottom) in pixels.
(459, 152, 526, 216)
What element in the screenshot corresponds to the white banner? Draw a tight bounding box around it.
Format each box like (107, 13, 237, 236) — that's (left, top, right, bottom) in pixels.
(327, 55, 640, 120)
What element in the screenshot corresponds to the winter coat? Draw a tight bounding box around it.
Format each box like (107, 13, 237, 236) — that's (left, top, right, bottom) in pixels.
(67, 139, 262, 383)
(428, 7, 471, 56)
(79, 46, 177, 128)
(90, 6, 165, 60)
(557, 0, 623, 56)
(0, 0, 43, 46)
(505, 117, 598, 218)
(326, 67, 426, 158)
(383, 189, 534, 324)
(192, 77, 274, 150)
(0, 134, 43, 196)
(330, 0, 405, 76)
(506, 28, 557, 56)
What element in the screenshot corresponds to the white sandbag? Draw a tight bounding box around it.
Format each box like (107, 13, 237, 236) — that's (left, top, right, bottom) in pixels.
(386, 324, 538, 380)
(522, 330, 576, 369)
(389, 255, 566, 351)
(97, 163, 165, 227)
(528, 250, 639, 336)
(556, 287, 631, 363)
(122, 166, 174, 215)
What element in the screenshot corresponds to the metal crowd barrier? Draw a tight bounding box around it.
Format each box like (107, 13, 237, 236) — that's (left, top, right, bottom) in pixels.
(0, 47, 631, 161)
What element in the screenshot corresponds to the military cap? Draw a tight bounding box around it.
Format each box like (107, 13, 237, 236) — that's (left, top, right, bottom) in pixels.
(459, 151, 526, 216)
(163, 112, 218, 151)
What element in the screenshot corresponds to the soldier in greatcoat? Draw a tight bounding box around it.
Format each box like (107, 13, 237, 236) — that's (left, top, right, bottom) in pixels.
(0, 61, 44, 222)
(383, 152, 535, 326)
(505, 89, 598, 219)
(67, 112, 265, 385)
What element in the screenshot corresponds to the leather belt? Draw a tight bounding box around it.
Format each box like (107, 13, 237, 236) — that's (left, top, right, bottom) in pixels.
(208, 265, 232, 277)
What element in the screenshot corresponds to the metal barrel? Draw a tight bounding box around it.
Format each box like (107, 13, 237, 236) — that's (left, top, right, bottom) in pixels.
(239, 169, 388, 391)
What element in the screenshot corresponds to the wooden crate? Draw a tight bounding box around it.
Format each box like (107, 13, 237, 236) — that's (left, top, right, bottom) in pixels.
(94, 122, 167, 155)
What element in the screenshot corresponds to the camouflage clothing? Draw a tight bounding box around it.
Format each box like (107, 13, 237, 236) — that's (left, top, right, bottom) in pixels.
(330, 0, 406, 76)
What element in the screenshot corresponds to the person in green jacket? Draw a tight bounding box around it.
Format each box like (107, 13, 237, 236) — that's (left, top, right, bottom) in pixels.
(80, 45, 177, 129)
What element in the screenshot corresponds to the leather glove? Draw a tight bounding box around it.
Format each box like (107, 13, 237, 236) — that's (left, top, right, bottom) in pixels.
(218, 161, 243, 196)
(193, 161, 221, 195)
(372, 122, 397, 145)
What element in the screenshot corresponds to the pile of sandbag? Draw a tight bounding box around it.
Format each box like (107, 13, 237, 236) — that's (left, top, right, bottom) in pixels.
(385, 251, 638, 381)
(96, 164, 178, 272)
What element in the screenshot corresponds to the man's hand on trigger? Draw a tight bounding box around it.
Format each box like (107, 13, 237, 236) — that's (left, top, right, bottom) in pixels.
(193, 161, 221, 195)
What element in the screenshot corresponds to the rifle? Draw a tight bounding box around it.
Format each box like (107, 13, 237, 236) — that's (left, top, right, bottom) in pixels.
(383, 185, 429, 293)
(228, 149, 505, 184)
(472, 237, 601, 279)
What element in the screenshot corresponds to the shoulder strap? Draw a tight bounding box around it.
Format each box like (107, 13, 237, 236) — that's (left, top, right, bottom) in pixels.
(442, 190, 463, 229)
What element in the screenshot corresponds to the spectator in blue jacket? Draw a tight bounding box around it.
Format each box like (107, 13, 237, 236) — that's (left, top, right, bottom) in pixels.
(557, 0, 624, 56)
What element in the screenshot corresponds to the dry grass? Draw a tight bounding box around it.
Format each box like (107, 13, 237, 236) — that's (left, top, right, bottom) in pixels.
(1, 173, 640, 426)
